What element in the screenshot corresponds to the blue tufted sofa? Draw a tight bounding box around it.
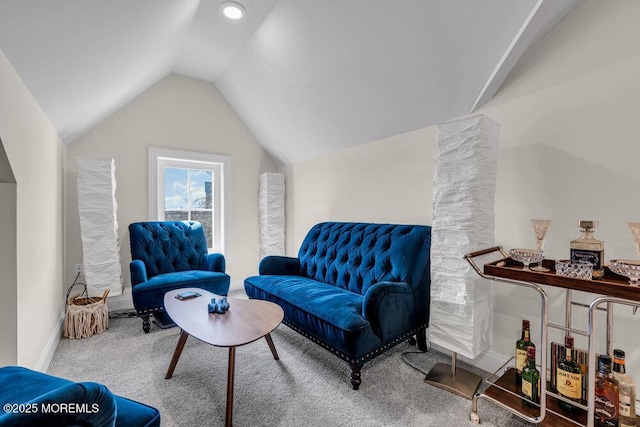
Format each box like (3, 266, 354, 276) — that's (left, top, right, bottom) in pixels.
(245, 222, 431, 389)
(0, 366, 160, 426)
(129, 221, 230, 333)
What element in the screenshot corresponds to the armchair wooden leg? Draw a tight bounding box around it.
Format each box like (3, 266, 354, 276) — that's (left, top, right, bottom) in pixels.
(350, 366, 362, 390)
(417, 328, 427, 352)
(142, 315, 151, 333)
(408, 336, 417, 346)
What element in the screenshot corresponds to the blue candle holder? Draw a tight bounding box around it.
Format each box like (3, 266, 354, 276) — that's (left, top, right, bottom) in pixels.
(207, 297, 230, 314)
(218, 297, 230, 314)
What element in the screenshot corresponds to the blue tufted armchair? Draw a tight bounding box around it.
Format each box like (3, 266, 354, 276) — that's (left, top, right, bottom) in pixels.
(129, 221, 230, 333)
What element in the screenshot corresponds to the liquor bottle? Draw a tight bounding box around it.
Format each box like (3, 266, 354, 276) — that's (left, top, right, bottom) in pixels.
(515, 319, 535, 386)
(595, 354, 620, 427)
(613, 349, 636, 427)
(521, 345, 540, 407)
(557, 335, 583, 412)
(570, 220, 605, 279)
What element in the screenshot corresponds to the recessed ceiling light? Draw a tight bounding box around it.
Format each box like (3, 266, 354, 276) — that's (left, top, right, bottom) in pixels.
(220, 1, 246, 20)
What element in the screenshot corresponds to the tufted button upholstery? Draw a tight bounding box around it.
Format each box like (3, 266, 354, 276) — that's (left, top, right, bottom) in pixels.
(130, 221, 208, 277)
(298, 222, 427, 294)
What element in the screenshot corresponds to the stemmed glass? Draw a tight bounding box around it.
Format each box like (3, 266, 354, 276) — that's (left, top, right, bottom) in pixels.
(609, 259, 640, 286)
(531, 219, 551, 272)
(509, 249, 544, 271)
(628, 222, 640, 258)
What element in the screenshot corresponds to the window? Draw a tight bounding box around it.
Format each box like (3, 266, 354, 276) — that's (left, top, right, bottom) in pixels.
(149, 148, 230, 254)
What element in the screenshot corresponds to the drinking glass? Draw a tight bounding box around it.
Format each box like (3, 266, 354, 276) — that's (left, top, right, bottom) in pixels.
(531, 219, 551, 272)
(609, 259, 640, 286)
(628, 222, 640, 258)
(509, 249, 544, 271)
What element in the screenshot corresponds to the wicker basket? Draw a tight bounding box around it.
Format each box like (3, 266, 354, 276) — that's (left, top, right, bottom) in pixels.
(64, 289, 110, 339)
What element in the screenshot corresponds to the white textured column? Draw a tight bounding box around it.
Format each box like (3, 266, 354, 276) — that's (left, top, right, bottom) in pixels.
(259, 173, 285, 258)
(77, 157, 124, 297)
(430, 114, 499, 359)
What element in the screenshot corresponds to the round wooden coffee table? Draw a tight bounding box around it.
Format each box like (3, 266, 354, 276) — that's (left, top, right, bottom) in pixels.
(163, 288, 284, 427)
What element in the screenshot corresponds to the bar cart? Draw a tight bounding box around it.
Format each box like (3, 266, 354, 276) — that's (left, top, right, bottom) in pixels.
(465, 246, 640, 427)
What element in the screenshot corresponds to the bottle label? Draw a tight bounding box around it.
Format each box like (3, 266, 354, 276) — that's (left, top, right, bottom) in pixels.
(570, 248, 603, 270)
(619, 394, 632, 417)
(557, 368, 582, 399)
(522, 379, 533, 399)
(595, 394, 618, 422)
(516, 349, 527, 373)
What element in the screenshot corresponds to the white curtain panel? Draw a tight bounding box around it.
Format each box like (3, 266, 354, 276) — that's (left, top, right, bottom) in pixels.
(429, 114, 499, 359)
(77, 157, 124, 297)
(259, 173, 285, 258)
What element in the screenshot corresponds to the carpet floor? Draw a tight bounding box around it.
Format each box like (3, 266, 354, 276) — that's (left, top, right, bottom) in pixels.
(48, 301, 533, 426)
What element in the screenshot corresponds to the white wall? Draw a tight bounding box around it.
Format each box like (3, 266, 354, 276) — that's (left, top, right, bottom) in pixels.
(0, 180, 17, 366)
(283, 126, 436, 253)
(66, 74, 279, 306)
(283, 0, 640, 379)
(0, 49, 66, 369)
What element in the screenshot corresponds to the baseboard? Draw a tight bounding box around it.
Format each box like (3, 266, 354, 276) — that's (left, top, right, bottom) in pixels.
(104, 283, 242, 311)
(106, 293, 134, 311)
(428, 341, 506, 374)
(34, 282, 240, 371)
(35, 311, 65, 373)
(229, 279, 244, 292)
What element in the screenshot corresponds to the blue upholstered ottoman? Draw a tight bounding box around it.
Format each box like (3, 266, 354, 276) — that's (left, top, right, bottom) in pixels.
(0, 366, 160, 426)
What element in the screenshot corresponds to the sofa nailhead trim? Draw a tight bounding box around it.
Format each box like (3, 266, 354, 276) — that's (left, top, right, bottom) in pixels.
(282, 320, 427, 366)
(137, 307, 164, 315)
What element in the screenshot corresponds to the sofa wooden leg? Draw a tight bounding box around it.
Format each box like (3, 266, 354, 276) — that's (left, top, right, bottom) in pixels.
(350, 367, 361, 390)
(417, 328, 427, 352)
(142, 316, 151, 333)
(408, 336, 417, 346)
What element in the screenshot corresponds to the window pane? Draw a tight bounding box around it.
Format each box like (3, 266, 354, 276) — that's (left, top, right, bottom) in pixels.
(157, 153, 222, 251)
(164, 210, 189, 222)
(165, 168, 188, 210)
(191, 211, 213, 247)
(189, 169, 213, 209)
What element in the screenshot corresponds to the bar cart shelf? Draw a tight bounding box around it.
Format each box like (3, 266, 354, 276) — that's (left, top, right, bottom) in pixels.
(466, 247, 640, 427)
(484, 257, 640, 303)
(485, 366, 589, 427)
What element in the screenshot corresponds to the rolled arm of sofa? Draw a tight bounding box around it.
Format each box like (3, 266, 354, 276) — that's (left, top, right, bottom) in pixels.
(259, 256, 301, 275)
(0, 382, 117, 427)
(362, 281, 414, 341)
(130, 260, 147, 287)
(203, 253, 226, 273)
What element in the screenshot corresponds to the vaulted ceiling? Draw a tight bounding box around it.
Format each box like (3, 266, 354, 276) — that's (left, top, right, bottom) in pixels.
(0, 0, 580, 165)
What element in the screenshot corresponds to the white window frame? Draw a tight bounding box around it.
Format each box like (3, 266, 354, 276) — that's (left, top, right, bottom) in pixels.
(149, 147, 231, 257)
